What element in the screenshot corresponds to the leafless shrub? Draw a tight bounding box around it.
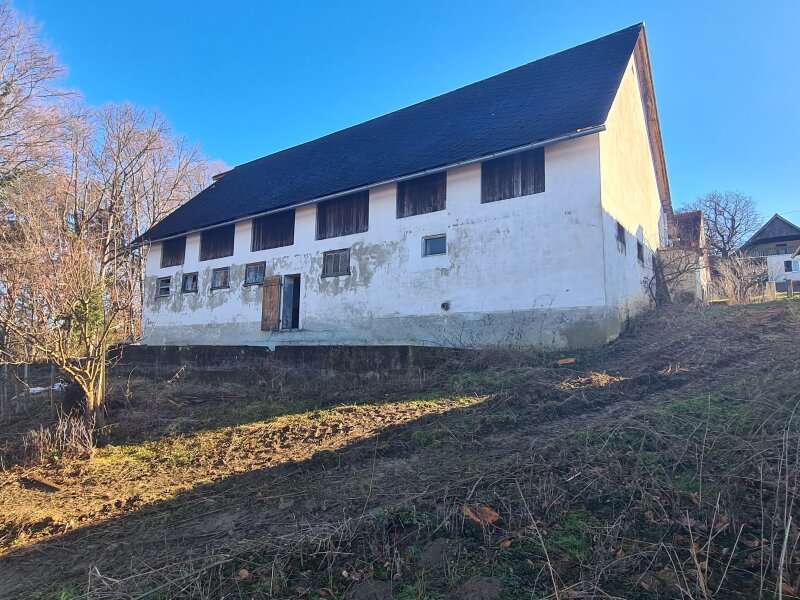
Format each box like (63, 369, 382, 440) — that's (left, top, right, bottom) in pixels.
(647, 248, 705, 305)
(713, 257, 768, 304)
(21, 411, 93, 464)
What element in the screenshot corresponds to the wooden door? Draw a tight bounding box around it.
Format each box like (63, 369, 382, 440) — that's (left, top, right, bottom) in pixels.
(261, 275, 282, 331)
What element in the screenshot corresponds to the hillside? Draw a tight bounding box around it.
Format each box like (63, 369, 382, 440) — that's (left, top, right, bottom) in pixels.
(1, 302, 799, 599)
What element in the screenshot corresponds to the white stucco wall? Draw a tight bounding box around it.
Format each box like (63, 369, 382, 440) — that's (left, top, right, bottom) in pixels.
(598, 53, 664, 317)
(142, 134, 625, 348)
(767, 255, 800, 283)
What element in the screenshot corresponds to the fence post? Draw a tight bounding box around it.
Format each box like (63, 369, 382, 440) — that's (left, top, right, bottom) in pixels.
(1, 364, 6, 420)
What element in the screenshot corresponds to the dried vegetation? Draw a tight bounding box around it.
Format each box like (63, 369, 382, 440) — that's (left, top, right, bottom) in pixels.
(0, 302, 799, 599)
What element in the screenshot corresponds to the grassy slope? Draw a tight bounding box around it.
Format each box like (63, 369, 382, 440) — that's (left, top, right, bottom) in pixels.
(0, 302, 799, 599)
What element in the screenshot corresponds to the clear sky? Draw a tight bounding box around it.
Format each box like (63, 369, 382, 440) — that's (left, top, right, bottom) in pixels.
(16, 0, 800, 221)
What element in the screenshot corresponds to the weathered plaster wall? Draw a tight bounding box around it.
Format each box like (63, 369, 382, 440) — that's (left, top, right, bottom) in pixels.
(142, 134, 621, 348)
(598, 53, 664, 318)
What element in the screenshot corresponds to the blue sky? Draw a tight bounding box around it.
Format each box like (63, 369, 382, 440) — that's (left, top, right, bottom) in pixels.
(17, 0, 799, 221)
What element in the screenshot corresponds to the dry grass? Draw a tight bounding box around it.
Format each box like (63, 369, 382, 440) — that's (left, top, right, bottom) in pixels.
(0, 302, 798, 599)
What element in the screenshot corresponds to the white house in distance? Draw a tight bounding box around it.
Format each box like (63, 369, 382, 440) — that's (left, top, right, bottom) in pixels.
(740, 214, 800, 292)
(137, 24, 673, 349)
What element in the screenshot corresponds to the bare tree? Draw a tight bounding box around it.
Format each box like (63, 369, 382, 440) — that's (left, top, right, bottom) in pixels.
(0, 105, 212, 426)
(647, 248, 705, 305)
(0, 2, 213, 427)
(0, 2, 69, 181)
(682, 191, 761, 258)
(713, 257, 768, 304)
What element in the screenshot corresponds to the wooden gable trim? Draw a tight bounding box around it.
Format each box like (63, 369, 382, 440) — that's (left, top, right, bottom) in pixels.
(741, 214, 800, 248)
(632, 27, 672, 216)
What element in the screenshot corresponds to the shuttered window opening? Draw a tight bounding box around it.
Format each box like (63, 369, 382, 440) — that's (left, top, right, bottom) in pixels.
(397, 172, 446, 218)
(244, 262, 266, 285)
(211, 267, 230, 290)
(251, 210, 295, 251)
(181, 272, 198, 293)
(423, 234, 447, 256)
(316, 192, 369, 240)
(160, 236, 186, 268)
(481, 147, 545, 203)
(616, 222, 626, 254)
(200, 224, 235, 261)
(156, 277, 171, 297)
(322, 248, 351, 277)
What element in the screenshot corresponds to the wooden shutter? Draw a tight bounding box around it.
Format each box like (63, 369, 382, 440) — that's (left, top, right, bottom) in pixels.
(261, 275, 282, 331)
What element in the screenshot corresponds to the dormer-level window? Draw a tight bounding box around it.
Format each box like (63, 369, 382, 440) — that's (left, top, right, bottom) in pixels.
(316, 192, 369, 240)
(200, 224, 235, 261)
(397, 172, 446, 218)
(160, 236, 186, 268)
(481, 147, 545, 203)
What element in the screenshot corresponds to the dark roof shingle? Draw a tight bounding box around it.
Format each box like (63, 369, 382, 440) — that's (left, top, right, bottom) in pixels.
(141, 24, 643, 242)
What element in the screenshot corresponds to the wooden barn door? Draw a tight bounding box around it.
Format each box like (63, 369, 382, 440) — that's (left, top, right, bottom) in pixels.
(261, 275, 282, 331)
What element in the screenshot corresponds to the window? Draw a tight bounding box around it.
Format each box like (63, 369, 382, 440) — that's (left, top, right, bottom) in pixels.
(316, 192, 369, 240)
(210, 267, 230, 290)
(156, 277, 171, 297)
(481, 147, 545, 203)
(616, 222, 626, 254)
(281, 274, 301, 330)
(423, 234, 447, 256)
(160, 236, 186, 268)
(322, 248, 351, 277)
(200, 224, 235, 261)
(252, 210, 295, 251)
(786, 260, 800, 273)
(244, 262, 266, 285)
(637, 241, 644, 264)
(397, 172, 446, 218)
(181, 272, 198, 293)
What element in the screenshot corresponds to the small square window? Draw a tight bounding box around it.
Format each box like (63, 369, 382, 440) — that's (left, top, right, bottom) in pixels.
(616, 222, 626, 254)
(244, 262, 266, 285)
(322, 248, 351, 277)
(423, 234, 447, 256)
(786, 260, 794, 273)
(211, 267, 230, 290)
(181, 272, 198, 293)
(637, 241, 644, 264)
(156, 277, 171, 297)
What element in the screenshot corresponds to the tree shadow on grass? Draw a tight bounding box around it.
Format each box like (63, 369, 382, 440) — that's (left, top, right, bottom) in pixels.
(0, 393, 503, 599)
(0, 354, 700, 600)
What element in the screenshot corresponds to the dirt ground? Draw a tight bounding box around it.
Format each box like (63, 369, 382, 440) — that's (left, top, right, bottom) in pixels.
(1, 302, 799, 599)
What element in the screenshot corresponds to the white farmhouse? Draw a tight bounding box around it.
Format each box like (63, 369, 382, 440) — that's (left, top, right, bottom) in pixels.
(740, 214, 800, 292)
(138, 24, 673, 349)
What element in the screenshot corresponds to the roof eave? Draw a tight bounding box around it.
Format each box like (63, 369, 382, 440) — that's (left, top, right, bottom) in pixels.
(136, 124, 607, 246)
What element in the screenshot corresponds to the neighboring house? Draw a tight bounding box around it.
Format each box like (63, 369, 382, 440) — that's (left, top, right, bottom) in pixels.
(740, 214, 800, 292)
(137, 23, 672, 349)
(662, 210, 710, 301)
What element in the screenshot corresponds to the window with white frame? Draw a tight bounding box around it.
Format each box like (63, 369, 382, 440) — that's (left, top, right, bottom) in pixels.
(181, 272, 198, 293)
(244, 262, 266, 285)
(156, 277, 171, 297)
(211, 267, 230, 289)
(422, 234, 446, 256)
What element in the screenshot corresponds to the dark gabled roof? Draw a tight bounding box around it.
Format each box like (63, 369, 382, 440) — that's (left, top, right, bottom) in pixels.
(741, 214, 800, 248)
(140, 24, 645, 243)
